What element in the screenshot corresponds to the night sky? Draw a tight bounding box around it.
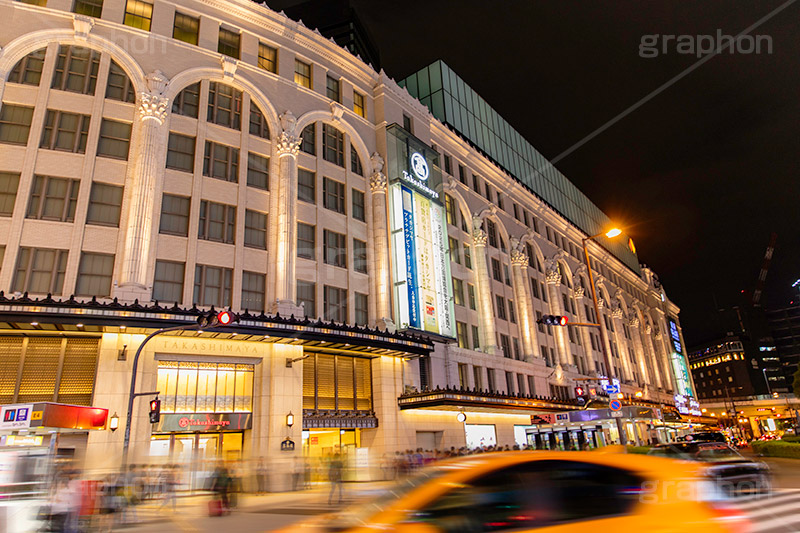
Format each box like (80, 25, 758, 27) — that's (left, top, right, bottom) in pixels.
(273, 1, 800, 346)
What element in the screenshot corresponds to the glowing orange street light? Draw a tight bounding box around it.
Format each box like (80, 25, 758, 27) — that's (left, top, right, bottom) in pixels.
(605, 228, 622, 238)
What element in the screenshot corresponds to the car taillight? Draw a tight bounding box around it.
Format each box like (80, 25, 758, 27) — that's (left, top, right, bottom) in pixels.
(708, 504, 751, 533)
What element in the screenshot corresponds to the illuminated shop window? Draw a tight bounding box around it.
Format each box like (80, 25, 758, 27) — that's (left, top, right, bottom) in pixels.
(157, 361, 254, 413)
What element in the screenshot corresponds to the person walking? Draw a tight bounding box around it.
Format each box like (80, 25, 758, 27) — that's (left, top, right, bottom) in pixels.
(256, 458, 267, 494)
(327, 454, 344, 505)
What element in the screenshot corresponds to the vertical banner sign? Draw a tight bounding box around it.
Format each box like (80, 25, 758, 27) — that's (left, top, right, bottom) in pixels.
(430, 201, 454, 337)
(668, 317, 693, 397)
(414, 192, 439, 333)
(401, 186, 420, 329)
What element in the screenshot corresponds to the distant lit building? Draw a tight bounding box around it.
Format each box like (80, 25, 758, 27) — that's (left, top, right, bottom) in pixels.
(0, 0, 692, 473)
(689, 335, 762, 400)
(766, 303, 800, 390)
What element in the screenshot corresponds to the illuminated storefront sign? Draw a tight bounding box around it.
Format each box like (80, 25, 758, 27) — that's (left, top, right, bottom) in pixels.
(153, 412, 252, 433)
(2, 435, 44, 446)
(674, 394, 702, 416)
(668, 317, 694, 397)
(387, 126, 454, 337)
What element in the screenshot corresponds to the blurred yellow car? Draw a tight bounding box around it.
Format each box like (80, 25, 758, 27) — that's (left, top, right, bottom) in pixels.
(280, 450, 751, 533)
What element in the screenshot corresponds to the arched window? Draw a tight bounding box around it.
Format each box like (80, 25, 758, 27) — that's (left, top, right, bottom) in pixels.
(7, 48, 46, 86)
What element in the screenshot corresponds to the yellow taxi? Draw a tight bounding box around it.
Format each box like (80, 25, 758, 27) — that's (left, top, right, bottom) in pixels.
(280, 450, 751, 533)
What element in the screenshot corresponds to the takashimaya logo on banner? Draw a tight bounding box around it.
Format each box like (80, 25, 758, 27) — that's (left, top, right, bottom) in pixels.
(410, 152, 429, 180)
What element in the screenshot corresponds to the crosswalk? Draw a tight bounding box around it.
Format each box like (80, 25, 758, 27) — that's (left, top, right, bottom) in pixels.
(735, 489, 800, 532)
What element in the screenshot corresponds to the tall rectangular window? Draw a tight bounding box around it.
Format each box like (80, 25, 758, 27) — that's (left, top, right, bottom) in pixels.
(166, 133, 195, 172)
(496, 295, 507, 321)
(528, 376, 536, 396)
(52, 46, 100, 95)
(244, 209, 267, 249)
(326, 75, 341, 102)
(467, 284, 476, 310)
(491, 258, 502, 282)
(173, 12, 199, 45)
(86, 182, 123, 226)
(8, 48, 45, 86)
(472, 173, 480, 193)
(194, 264, 232, 307)
(96, 119, 131, 159)
(27, 175, 79, 222)
(323, 177, 345, 214)
(300, 123, 315, 155)
(172, 82, 200, 118)
(456, 322, 469, 349)
(40, 110, 89, 153)
(322, 124, 344, 167)
(402, 114, 413, 133)
(294, 59, 312, 88)
(458, 164, 467, 184)
(72, 0, 103, 18)
(353, 238, 367, 274)
(458, 362, 469, 386)
(207, 82, 242, 130)
(203, 141, 239, 182)
(159, 194, 190, 236)
(473, 366, 483, 390)
(257, 42, 277, 73)
(297, 222, 315, 259)
(323, 229, 346, 268)
(123, 0, 153, 31)
(472, 325, 480, 349)
(464, 243, 472, 269)
(505, 370, 514, 392)
(241, 271, 265, 312)
(353, 91, 366, 118)
(249, 105, 270, 139)
(297, 280, 316, 317)
(486, 219, 498, 247)
(487, 368, 496, 392)
(105, 61, 135, 102)
(324, 285, 347, 323)
(503, 263, 511, 286)
(217, 28, 240, 59)
(354, 292, 368, 326)
(444, 194, 457, 226)
(75, 252, 114, 296)
(508, 299, 516, 323)
(246, 152, 269, 190)
(350, 146, 363, 175)
(443, 154, 452, 175)
(12, 246, 68, 293)
(297, 168, 315, 203)
(0, 172, 20, 216)
(198, 200, 235, 244)
(351, 189, 365, 221)
(452, 278, 464, 306)
(448, 237, 461, 264)
(153, 260, 185, 303)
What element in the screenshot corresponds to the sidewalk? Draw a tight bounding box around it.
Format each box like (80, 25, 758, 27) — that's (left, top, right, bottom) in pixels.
(123, 480, 396, 531)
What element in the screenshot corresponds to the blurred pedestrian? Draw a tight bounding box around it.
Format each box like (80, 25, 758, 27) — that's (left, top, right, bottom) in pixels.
(210, 464, 232, 514)
(256, 458, 267, 494)
(327, 454, 344, 505)
(160, 465, 179, 511)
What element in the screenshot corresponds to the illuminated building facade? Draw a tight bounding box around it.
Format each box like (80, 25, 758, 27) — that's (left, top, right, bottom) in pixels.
(0, 0, 693, 470)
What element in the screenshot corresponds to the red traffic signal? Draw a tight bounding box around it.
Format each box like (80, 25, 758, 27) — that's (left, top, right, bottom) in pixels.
(575, 386, 585, 397)
(217, 310, 234, 325)
(149, 398, 161, 424)
(538, 315, 569, 326)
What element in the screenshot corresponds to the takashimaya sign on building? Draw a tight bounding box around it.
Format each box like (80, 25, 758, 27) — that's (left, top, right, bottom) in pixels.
(386, 125, 455, 338)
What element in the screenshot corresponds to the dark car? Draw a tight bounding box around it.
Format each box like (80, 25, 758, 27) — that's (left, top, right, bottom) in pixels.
(677, 432, 728, 444)
(648, 442, 771, 497)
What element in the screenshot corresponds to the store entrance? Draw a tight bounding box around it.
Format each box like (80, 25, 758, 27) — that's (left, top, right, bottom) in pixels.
(150, 432, 244, 491)
(302, 429, 363, 482)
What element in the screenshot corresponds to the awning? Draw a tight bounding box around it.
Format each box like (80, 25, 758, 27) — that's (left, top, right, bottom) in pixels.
(0, 402, 107, 432)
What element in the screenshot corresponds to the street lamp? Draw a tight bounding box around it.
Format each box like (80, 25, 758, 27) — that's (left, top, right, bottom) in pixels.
(109, 412, 119, 432)
(581, 227, 628, 445)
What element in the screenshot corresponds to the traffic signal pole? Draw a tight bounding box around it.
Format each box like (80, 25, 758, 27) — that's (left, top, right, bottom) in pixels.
(121, 323, 199, 466)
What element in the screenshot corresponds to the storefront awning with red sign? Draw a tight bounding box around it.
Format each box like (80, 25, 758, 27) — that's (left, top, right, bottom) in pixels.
(0, 402, 108, 432)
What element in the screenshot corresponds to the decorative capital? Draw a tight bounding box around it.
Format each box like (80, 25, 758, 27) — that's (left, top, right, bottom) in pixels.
(573, 286, 585, 299)
(330, 101, 345, 123)
(369, 172, 387, 193)
(510, 248, 528, 267)
(611, 307, 624, 320)
(138, 93, 169, 124)
(628, 316, 640, 328)
(73, 14, 94, 40)
(654, 330, 663, 340)
(472, 227, 487, 247)
(597, 297, 605, 310)
(370, 152, 385, 175)
(276, 132, 301, 157)
(545, 269, 561, 285)
(644, 324, 652, 334)
(221, 56, 237, 80)
(146, 70, 169, 95)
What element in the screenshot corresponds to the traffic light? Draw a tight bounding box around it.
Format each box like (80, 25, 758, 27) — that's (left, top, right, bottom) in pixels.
(537, 315, 568, 326)
(149, 398, 161, 423)
(197, 310, 239, 328)
(588, 387, 598, 399)
(575, 386, 586, 406)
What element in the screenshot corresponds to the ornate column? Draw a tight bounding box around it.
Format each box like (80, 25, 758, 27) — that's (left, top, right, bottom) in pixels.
(510, 241, 536, 360)
(572, 286, 597, 374)
(117, 71, 170, 301)
(642, 323, 664, 389)
(653, 327, 675, 391)
(369, 154, 394, 330)
(471, 219, 498, 355)
(627, 315, 650, 386)
(271, 111, 303, 316)
(545, 260, 573, 367)
(610, 307, 635, 383)
(596, 296, 616, 377)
